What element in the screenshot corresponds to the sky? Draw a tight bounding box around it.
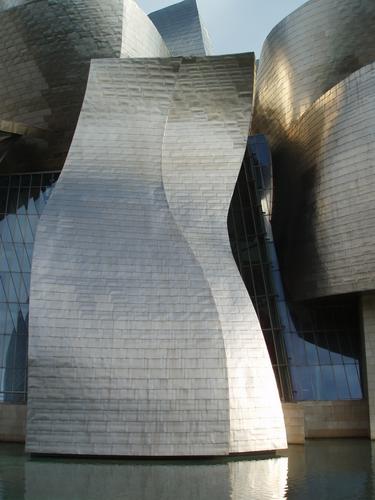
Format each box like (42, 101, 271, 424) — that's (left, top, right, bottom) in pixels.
(137, 0, 307, 57)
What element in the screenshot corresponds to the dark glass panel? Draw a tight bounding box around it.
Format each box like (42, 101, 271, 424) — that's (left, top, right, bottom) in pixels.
(263, 329, 277, 365)
(241, 266, 255, 297)
(0, 368, 4, 399)
(0, 189, 8, 212)
(284, 333, 306, 365)
(14, 334, 27, 370)
(18, 188, 30, 212)
(304, 338, 319, 366)
(18, 277, 29, 304)
(22, 273, 31, 296)
(345, 364, 363, 399)
(0, 303, 7, 334)
(33, 193, 46, 215)
(327, 332, 344, 364)
(0, 176, 10, 188)
(6, 189, 19, 214)
(1, 220, 13, 242)
(10, 176, 20, 188)
(291, 366, 316, 400)
(320, 366, 338, 400)
(252, 264, 266, 296)
(21, 175, 31, 188)
(10, 218, 23, 244)
(0, 244, 9, 272)
(14, 243, 27, 271)
(27, 196, 38, 216)
(13, 369, 26, 392)
(25, 244, 34, 264)
(18, 215, 34, 243)
(2, 273, 18, 303)
(3, 243, 21, 273)
(257, 296, 272, 330)
(2, 333, 15, 369)
(31, 174, 42, 187)
(316, 342, 331, 365)
(333, 364, 351, 400)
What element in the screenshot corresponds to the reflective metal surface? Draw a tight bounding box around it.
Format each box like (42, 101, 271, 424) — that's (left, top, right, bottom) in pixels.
(26, 53, 286, 456)
(252, 0, 375, 149)
(149, 0, 212, 56)
(0, 0, 168, 169)
(251, 0, 375, 302)
(272, 63, 375, 300)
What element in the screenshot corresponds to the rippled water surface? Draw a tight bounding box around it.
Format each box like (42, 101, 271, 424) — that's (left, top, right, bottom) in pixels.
(0, 440, 373, 499)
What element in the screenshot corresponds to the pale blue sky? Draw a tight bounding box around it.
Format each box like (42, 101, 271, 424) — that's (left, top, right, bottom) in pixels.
(138, 0, 307, 56)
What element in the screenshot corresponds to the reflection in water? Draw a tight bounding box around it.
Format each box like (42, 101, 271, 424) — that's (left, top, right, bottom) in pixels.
(0, 440, 374, 500)
(24, 457, 287, 500)
(287, 440, 372, 500)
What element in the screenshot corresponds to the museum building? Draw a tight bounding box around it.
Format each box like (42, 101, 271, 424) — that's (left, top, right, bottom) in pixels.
(0, 0, 374, 455)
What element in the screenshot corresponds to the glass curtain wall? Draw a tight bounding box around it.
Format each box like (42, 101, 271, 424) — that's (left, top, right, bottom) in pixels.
(0, 172, 59, 403)
(228, 135, 363, 402)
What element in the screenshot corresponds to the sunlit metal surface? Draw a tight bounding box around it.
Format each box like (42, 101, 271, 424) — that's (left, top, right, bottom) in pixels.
(0, 0, 168, 170)
(272, 63, 375, 300)
(149, 0, 212, 56)
(251, 0, 375, 303)
(27, 54, 286, 456)
(252, 0, 375, 148)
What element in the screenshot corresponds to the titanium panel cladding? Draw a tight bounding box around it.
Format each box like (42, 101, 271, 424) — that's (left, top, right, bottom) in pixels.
(273, 63, 375, 301)
(252, 0, 375, 149)
(149, 0, 212, 56)
(27, 54, 287, 456)
(0, 0, 168, 169)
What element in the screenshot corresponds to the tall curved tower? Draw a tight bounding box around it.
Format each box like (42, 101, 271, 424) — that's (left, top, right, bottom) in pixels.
(26, 54, 286, 456)
(0, 0, 290, 455)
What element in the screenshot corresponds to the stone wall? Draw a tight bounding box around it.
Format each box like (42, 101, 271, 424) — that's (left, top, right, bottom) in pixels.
(282, 401, 370, 443)
(0, 404, 26, 442)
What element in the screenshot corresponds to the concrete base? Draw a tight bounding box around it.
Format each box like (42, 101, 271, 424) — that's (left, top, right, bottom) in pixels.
(1, 401, 370, 446)
(282, 401, 370, 444)
(0, 404, 27, 443)
(282, 403, 305, 444)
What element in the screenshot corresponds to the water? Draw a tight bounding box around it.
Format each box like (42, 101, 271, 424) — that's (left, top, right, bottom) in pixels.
(0, 440, 373, 499)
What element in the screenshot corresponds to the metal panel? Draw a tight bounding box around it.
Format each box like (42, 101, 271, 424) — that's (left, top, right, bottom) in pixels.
(27, 54, 287, 456)
(0, 0, 168, 169)
(252, 0, 375, 149)
(149, 0, 212, 56)
(251, 0, 375, 301)
(272, 63, 375, 300)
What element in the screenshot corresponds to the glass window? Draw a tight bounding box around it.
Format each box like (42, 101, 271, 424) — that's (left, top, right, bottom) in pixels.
(228, 135, 364, 402)
(0, 172, 58, 403)
(333, 364, 351, 400)
(304, 338, 319, 366)
(345, 364, 363, 399)
(0, 189, 8, 213)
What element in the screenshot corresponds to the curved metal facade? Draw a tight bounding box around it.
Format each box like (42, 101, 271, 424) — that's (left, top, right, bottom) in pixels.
(0, 0, 168, 169)
(149, 0, 212, 56)
(251, 0, 375, 304)
(27, 54, 287, 456)
(252, 0, 375, 148)
(272, 63, 375, 300)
